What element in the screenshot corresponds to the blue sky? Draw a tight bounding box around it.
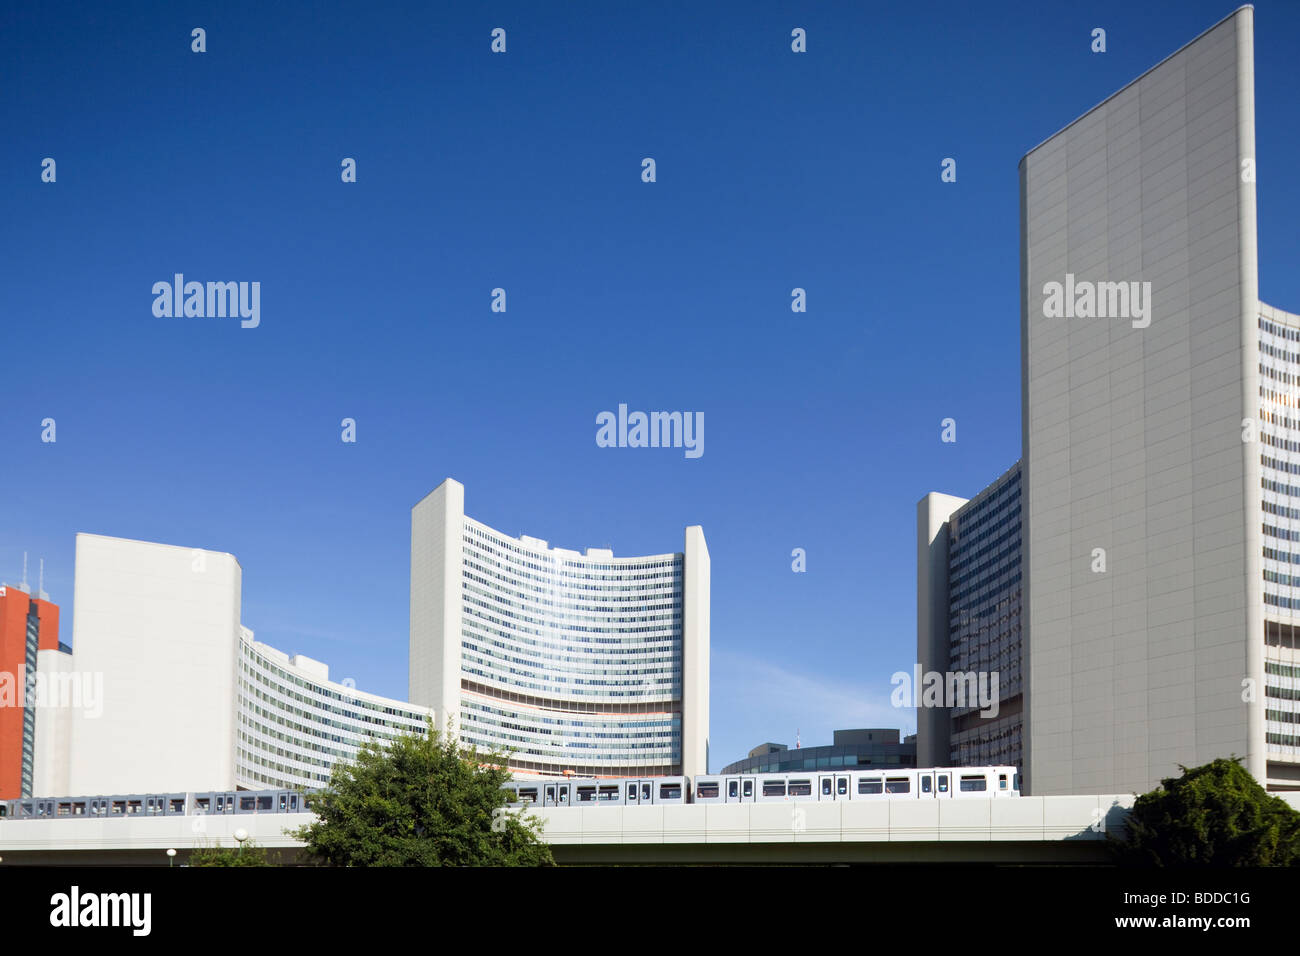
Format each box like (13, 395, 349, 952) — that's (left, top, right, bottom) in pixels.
(2, 1, 1298, 771)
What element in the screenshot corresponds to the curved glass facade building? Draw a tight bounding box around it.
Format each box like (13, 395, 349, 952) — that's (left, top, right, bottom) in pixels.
(236, 629, 432, 790)
(410, 479, 710, 777)
(1256, 302, 1300, 764)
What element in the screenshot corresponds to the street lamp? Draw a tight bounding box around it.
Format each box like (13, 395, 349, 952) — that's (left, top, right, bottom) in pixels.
(165, 848, 176, 868)
(233, 828, 249, 857)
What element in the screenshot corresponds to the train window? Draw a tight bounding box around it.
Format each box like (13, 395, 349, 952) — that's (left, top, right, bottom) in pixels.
(1014, 774, 1021, 791)
(519, 788, 538, 804)
(113, 801, 126, 815)
(789, 780, 812, 796)
(279, 795, 288, 811)
(642, 783, 651, 801)
(257, 796, 273, 811)
(960, 776, 987, 792)
(885, 778, 910, 794)
(821, 779, 832, 795)
(938, 775, 949, 793)
(545, 787, 555, 802)
(922, 776, 932, 793)
(998, 774, 1008, 790)
(216, 797, 224, 812)
(128, 801, 142, 814)
(659, 783, 682, 800)
(290, 795, 299, 811)
(762, 780, 786, 797)
(240, 797, 256, 811)
(598, 786, 619, 801)
(837, 777, 848, 795)
(559, 786, 569, 804)
(628, 784, 637, 800)
(171, 799, 185, 813)
(743, 780, 754, 798)
(697, 781, 719, 799)
(73, 802, 86, 816)
(196, 798, 210, 812)
(858, 779, 883, 795)
(577, 787, 596, 803)
(728, 780, 738, 798)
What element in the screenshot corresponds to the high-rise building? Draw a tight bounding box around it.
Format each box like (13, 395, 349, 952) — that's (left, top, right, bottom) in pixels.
(921, 6, 1300, 796)
(46, 533, 431, 795)
(410, 478, 710, 777)
(917, 463, 1023, 769)
(0, 571, 62, 799)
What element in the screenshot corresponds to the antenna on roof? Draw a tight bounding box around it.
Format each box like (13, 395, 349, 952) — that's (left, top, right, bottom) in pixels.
(39, 558, 48, 601)
(796, 728, 801, 750)
(20, 551, 29, 593)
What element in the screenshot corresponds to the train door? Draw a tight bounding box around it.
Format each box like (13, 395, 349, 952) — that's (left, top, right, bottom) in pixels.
(626, 781, 641, 805)
(723, 776, 744, 803)
(558, 783, 570, 806)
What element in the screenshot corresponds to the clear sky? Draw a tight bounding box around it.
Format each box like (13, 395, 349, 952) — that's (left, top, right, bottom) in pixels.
(3, 1, 1298, 771)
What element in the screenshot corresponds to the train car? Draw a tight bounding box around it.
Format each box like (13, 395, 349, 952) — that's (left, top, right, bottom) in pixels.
(503, 774, 690, 808)
(693, 767, 1020, 804)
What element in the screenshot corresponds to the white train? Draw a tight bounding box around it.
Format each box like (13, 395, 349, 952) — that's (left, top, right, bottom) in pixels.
(0, 767, 1020, 821)
(501, 766, 1021, 807)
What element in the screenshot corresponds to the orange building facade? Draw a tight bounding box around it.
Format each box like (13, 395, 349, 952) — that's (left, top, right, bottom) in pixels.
(0, 586, 60, 799)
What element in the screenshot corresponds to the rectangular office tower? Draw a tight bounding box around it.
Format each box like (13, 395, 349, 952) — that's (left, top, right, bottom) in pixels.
(1020, 6, 1299, 795)
(410, 478, 710, 777)
(917, 464, 1024, 770)
(920, 8, 1299, 796)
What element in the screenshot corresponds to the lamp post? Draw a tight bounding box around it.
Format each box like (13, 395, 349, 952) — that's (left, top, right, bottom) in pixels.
(233, 828, 249, 858)
(166, 848, 176, 868)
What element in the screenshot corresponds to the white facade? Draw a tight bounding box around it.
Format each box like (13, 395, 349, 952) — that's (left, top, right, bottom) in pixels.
(66, 534, 241, 795)
(410, 478, 710, 777)
(236, 629, 431, 789)
(41, 534, 433, 796)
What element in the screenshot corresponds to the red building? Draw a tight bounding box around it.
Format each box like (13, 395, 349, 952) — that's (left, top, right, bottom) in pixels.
(0, 584, 60, 799)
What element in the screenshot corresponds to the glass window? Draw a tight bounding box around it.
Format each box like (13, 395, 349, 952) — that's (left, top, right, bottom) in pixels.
(922, 776, 932, 793)
(743, 780, 753, 798)
(885, 778, 910, 794)
(728, 780, 738, 798)
(938, 775, 949, 793)
(837, 777, 848, 795)
(858, 779, 883, 794)
(762, 780, 787, 797)
(789, 780, 812, 797)
(821, 778, 832, 795)
(960, 776, 987, 792)
(697, 781, 720, 799)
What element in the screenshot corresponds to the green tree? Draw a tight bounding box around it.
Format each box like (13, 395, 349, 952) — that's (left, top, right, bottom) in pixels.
(1110, 756, 1300, 866)
(292, 718, 554, 866)
(188, 838, 279, 867)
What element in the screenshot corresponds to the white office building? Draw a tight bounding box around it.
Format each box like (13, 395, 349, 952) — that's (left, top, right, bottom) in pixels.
(922, 7, 1300, 796)
(410, 478, 710, 777)
(44, 534, 431, 795)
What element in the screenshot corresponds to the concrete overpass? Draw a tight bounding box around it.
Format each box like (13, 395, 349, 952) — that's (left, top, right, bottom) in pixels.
(0, 793, 1152, 864)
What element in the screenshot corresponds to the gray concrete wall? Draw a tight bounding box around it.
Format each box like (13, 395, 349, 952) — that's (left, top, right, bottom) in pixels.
(1020, 8, 1262, 795)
